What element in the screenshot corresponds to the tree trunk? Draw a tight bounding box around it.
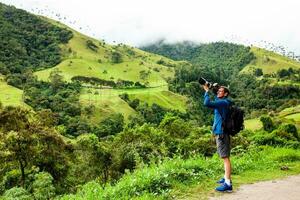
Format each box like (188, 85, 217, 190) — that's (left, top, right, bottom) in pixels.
(19, 159, 25, 187)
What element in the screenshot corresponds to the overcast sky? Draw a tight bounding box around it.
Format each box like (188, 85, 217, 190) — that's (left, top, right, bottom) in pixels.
(1, 0, 300, 55)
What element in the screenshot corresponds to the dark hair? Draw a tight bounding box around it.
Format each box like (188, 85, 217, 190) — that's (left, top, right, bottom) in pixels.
(221, 86, 230, 96)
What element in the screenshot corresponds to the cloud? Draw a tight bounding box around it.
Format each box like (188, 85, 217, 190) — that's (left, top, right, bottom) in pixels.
(1, 0, 300, 54)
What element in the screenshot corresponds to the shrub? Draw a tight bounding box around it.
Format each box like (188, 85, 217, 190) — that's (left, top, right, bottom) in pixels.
(260, 115, 275, 132)
(111, 51, 122, 63)
(32, 172, 55, 200)
(278, 124, 299, 140)
(3, 187, 32, 200)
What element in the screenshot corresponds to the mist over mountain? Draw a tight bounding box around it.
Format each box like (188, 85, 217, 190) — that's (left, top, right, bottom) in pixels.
(1, 0, 300, 56)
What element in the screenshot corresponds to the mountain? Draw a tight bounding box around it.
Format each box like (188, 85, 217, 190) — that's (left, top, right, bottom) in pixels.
(242, 47, 300, 74)
(0, 3, 188, 121)
(141, 40, 300, 127)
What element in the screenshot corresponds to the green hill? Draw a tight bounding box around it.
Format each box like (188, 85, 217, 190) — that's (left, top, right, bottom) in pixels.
(0, 3, 187, 120)
(33, 21, 187, 121)
(0, 3, 72, 74)
(141, 41, 300, 125)
(34, 19, 177, 87)
(242, 47, 300, 74)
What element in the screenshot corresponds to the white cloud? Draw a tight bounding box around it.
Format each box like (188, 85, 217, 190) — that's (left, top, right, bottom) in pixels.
(1, 0, 300, 54)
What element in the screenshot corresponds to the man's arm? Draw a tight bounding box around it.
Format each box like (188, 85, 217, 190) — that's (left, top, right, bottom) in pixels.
(204, 92, 228, 108)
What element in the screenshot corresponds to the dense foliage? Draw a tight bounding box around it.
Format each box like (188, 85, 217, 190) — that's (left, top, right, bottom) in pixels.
(0, 3, 72, 87)
(72, 76, 146, 89)
(142, 41, 300, 119)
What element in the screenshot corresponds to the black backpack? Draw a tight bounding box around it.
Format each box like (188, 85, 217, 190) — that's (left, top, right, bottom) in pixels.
(220, 103, 245, 136)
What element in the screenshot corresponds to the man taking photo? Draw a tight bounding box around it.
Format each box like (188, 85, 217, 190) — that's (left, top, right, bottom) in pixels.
(203, 84, 232, 192)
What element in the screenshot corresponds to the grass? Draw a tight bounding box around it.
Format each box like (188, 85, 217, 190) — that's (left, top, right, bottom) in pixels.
(128, 90, 187, 112)
(279, 105, 300, 117)
(34, 19, 177, 87)
(244, 118, 262, 131)
(58, 146, 300, 200)
(80, 86, 187, 123)
(278, 105, 300, 129)
(285, 113, 300, 121)
(0, 77, 28, 107)
(80, 88, 137, 123)
(177, 147, 300, 200)
(242, 47, 300, 74)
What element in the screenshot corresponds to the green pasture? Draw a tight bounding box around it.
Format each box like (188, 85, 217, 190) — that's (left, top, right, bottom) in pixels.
(79, 86, 187, 122)
(128, 90, 187, 112)
(34, 22, 176, 87)
(80, 90, 136, 123)
(279, 105, 300, 117)
(0, 78, 27, 107)
(244, 118, 262, 131)
(35, 59, 172, 87)
(242, 47, 300, 74)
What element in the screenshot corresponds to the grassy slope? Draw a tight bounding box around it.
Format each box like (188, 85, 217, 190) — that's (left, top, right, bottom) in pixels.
(245, 105, 300, 131)
(242, 47, 300, 74)
(279, 105, 300, 129)
(80, 86, 187, 122)
(0, 76, 27, 107)
(34, 18, 187, 121)
(35, 19, 176, 87)
(244, 105, 300, 131)
(244, 118, 262, 131)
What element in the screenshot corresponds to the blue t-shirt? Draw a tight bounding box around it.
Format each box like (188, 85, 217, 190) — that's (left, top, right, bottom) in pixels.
(204, 92, 231, 135)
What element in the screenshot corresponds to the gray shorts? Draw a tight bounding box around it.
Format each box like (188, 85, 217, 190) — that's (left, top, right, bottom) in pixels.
(215, 133, 231, 158)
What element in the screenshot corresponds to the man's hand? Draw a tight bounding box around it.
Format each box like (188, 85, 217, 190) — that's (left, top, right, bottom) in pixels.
(203, 84, 209, 92)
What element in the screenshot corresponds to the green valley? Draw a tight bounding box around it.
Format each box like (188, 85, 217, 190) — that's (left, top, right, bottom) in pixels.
(0, 2, 299, 200)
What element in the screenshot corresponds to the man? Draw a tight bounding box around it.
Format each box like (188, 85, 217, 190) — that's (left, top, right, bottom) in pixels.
(203, 84, 232, 192)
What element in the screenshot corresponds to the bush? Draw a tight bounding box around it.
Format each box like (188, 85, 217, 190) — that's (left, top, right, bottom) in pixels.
(278, 124, 299, 140)
(3, 187, 32, 200)
(111, 51, 122, 63)
(260, 115, 275, 132)
(32, 172, 55, 200)
(1, 170, 21, 192)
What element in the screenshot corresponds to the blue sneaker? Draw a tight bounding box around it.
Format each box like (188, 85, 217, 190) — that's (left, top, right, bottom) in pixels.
(215, 183, 233, 192)
(216, 178, 225, 184)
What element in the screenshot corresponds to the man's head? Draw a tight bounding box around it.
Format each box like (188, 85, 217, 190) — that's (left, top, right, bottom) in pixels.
(217, 86, 230, 98)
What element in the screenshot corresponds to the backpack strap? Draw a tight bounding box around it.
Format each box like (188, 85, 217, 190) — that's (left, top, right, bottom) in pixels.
(216, 99, 231, 122)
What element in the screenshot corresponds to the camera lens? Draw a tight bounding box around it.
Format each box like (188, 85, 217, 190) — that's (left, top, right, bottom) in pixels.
(198, 77, 207, 85)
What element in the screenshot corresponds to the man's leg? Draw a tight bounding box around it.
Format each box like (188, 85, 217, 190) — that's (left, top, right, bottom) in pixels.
(223, 157, 231, 184)
(216, 134, 232, 191)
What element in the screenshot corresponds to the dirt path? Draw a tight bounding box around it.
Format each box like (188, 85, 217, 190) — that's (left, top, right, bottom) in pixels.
(209, 175, 300, 200)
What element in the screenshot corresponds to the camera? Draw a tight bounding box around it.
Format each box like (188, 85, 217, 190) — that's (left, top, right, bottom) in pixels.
(198, 77, 220, 94)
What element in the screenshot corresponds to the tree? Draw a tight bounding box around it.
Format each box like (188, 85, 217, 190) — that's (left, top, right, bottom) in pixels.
(0, 107, 34, 186)
(254, 68, 263, 76)
(96, 113, 124, 137)
(86, 40, 98, 52)
(0, 106, 71, 189)
(32, 172, 55, 200)
(71, 134, 112, 184)
(260, 115, 275, 132)
(49, 69, 64, 92)
(111, 51, 122, 63)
